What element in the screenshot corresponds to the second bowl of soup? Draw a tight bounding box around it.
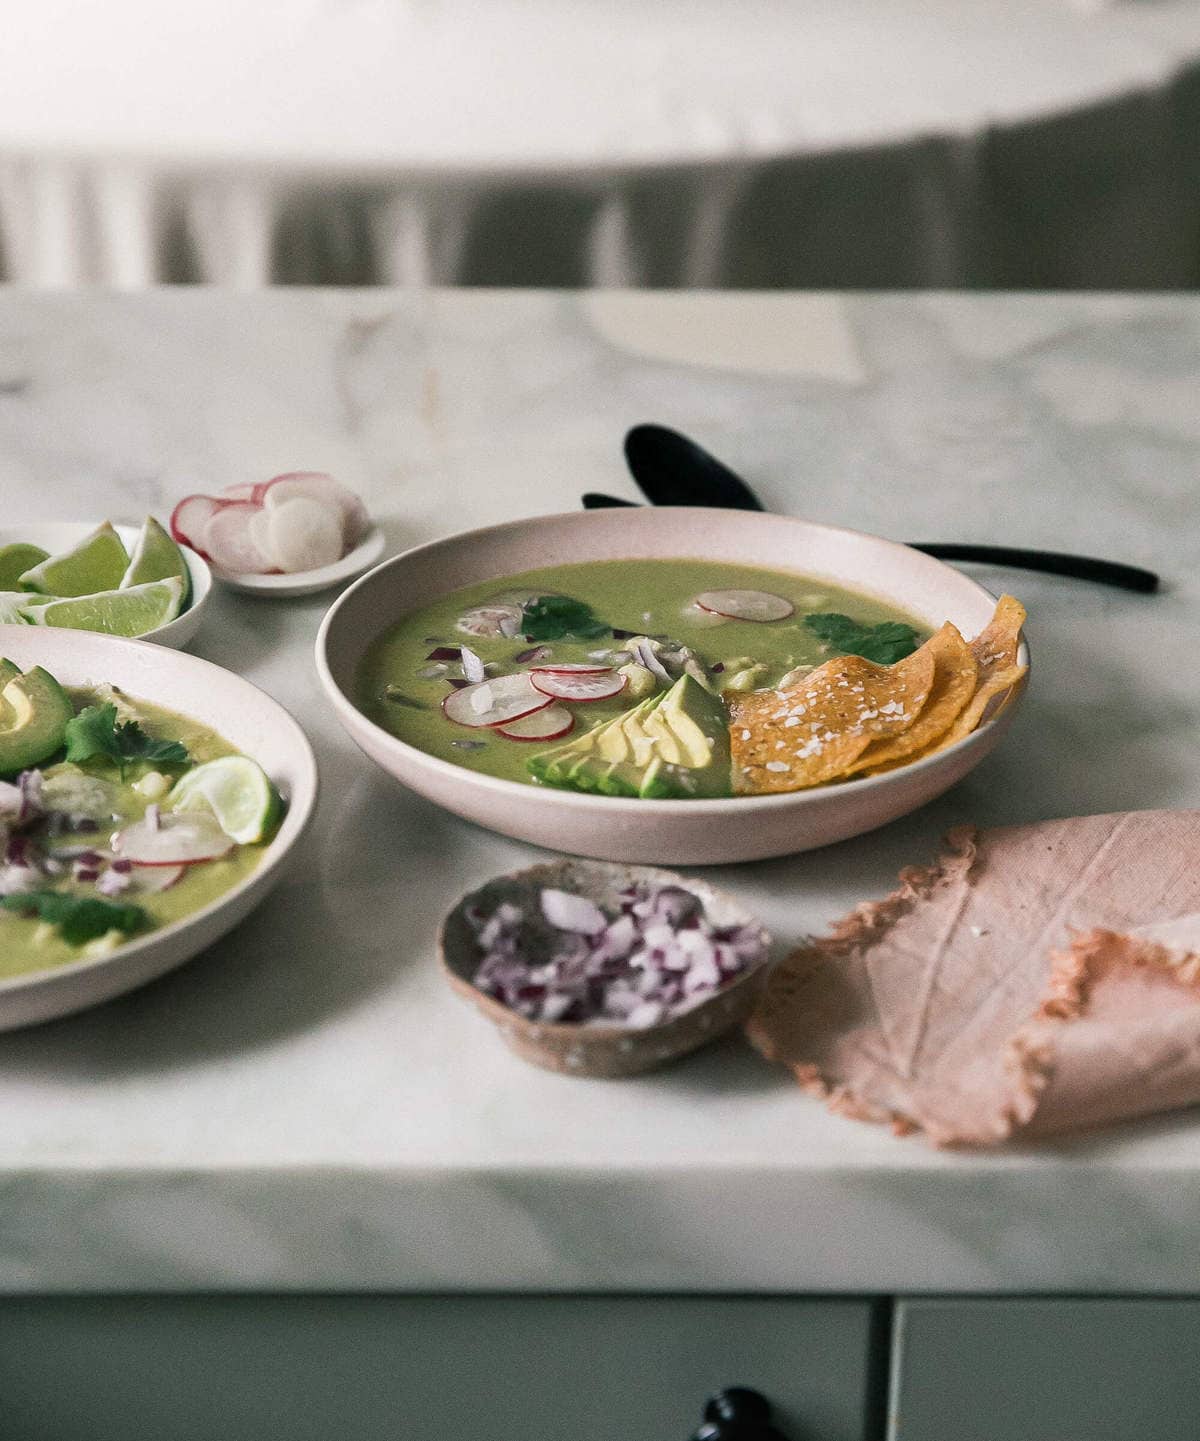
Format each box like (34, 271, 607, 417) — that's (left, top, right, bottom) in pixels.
(316, 508, 1027, 863)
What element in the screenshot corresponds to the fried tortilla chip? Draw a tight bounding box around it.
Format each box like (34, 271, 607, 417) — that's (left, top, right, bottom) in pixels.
(970, 593, 1025, 680)
(729, 643, 936, 794)
(862, 598, 1027, 772)
(845, 623, 977, 775)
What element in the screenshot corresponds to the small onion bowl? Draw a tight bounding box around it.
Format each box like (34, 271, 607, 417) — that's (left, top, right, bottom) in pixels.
(439, 859, 773, 1078)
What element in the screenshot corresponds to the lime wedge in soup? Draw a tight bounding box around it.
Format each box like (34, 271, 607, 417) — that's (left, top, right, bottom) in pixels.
(168, 755, 282, 844)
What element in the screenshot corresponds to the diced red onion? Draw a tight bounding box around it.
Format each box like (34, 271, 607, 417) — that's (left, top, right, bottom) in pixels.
(468, 880, 765, 1027)
(540, 888, 607, 936)
(459, 646, 486, 684)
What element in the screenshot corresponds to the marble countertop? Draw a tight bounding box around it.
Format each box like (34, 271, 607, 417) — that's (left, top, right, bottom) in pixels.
(2, 289, 1199, 1295)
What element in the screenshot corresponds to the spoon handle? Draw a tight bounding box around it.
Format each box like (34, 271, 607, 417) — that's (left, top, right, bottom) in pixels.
(909, 543, 1158, 594)
(581, 493, 1159, 593)
(582, 492, 637, 508)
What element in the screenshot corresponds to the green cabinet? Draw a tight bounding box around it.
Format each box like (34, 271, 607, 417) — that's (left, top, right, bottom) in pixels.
(0, 1294, 875, 1441)
(889, 1298, 1200, 1441)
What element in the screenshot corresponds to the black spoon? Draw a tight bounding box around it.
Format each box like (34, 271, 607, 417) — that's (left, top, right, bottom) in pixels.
(582, 424, 1159, 595)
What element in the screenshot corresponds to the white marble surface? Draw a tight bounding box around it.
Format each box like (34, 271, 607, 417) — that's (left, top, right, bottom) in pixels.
(2, 290, 1200, 1294)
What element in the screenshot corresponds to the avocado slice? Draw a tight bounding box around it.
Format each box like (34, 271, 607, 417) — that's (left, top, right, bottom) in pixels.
(528, 674, 733, 799)
(0, 665, 74, 775)
(0, 657, 21, 728)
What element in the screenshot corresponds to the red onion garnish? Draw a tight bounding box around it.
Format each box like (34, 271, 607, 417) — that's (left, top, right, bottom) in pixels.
(426, 646, 461, 661)
(470, 882, 766, 1027)
(514, 645, 553, 664)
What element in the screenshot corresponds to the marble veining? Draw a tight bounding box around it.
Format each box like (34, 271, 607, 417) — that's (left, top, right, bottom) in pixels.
(0, 291, 1198, 1292)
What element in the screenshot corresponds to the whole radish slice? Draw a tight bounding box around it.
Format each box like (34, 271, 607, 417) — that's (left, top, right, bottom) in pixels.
(257, 472, 368, 548)
(531, 670, 627, 702)
(442, 673, 551, 728)
(203, 501, 275, 575)
(170, 494, 223, 553)
(112, 812, 234, 865)
(531, 662, 611, 675)
(498, 705, 574, 741)
(266, 496, 343, 573)
(694, 589, 795, 622)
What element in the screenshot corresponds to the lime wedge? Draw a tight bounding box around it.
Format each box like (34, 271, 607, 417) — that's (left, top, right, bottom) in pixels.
(25, 576, 184, 637)
(20, 521, 129, 596)
(121, 516, 191, 606)
(0, 543, 49, 590)
(168, 755, 282, 844)
(0, 592, 33, 625)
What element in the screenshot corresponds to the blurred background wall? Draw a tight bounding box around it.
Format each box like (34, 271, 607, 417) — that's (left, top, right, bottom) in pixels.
(2, 0, 1199, 289)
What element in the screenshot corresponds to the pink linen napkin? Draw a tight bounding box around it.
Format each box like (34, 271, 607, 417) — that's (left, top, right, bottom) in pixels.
(747, 811, 1200, 1146)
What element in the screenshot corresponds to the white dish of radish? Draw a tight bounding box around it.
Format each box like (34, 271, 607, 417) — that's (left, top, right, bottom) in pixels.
(171, 472, 385, 597)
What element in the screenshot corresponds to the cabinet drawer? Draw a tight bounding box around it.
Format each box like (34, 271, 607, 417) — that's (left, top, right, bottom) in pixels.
(890, 1298, 1200, 1441)
(1, 1294, 874, 1441)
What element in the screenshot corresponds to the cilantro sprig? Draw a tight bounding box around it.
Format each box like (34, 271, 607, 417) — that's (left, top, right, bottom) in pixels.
(63, 703, 190, 775)
(520, 595, 610, 642)
(0, 891, 147, 946)
(803, 613, 921, 666)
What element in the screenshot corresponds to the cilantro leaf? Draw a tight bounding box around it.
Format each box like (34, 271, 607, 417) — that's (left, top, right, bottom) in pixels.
(64, 704, 189, 769)
(803, 613, 921, 666)
(520, 595, 610, 642)
(0, 891, 147, 946)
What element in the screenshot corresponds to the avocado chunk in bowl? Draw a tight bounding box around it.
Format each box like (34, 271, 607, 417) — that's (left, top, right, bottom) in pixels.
(530, 674, 731, 798)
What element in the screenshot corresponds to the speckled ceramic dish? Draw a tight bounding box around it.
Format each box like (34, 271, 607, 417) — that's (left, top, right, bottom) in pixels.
(0, 522, 212, 651)
(316, 507, 1028, 864)
(440, 859, 772, 1078)
(0, 625, 318, 1030)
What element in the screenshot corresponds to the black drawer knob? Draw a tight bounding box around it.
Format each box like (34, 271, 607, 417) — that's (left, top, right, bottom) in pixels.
(690, 1387, 791, 1440)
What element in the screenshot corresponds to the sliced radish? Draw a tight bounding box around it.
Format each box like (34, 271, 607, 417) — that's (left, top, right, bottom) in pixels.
(531, 670, 628, 702)
(497, 704, 575, 742)
(265, 495, 344, 573)
(248, 507, 278, 568)
(530, 662, 612, 675)
(456, 602, 524, 638)
(442, 673, 552, 728)
(112, 812, 234, 866)
(694, 589, 795, 622)
(170, 494, 223, 553)
(129, 863, 187, 894)
(220, 483, 259, 501)
(256, 472, 369, 548)
(202, 501, 275, 575)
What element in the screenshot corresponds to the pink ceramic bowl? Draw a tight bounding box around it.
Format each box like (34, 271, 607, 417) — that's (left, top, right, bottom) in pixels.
(315, 508, 1028, 865)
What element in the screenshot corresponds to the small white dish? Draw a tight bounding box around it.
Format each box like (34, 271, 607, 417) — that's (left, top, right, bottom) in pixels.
(212, 525, 386, 598)
(0, 521, 211, 650)
(317, 507, 1029, 866)
(0, 625, 318, 1031)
